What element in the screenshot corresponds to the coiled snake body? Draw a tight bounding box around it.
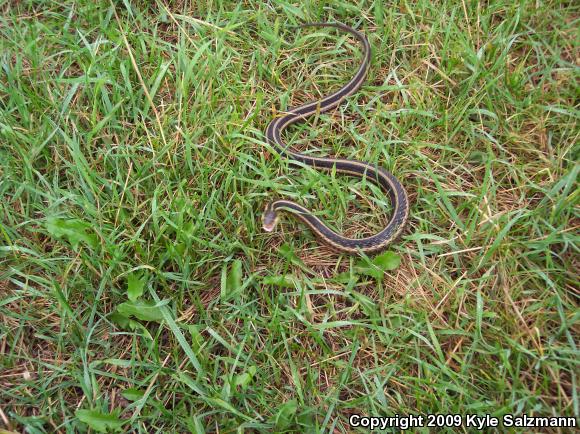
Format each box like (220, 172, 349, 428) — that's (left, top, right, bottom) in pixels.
(263, 22, 409, 253)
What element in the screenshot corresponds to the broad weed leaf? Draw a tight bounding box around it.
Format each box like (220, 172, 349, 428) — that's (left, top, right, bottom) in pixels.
(355, 251, 401, 279)
(271, 399, 298, 430)
(234, 366, 257, 389)
(121, 388, 145, 401)
(76, 409, 125, 433)
(221, 259, 243, 300)
(109, 311, 153, 339)
(278, 243, 306, 268)
(46, 217, 98, 250)
(262, 274, 299, 288)
(116, 299, 168, 322)
(127, 272, 147, 301)
(226, 259, 242, 292)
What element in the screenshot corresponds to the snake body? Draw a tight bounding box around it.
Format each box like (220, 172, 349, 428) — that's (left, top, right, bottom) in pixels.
(263, 22, 409, 253)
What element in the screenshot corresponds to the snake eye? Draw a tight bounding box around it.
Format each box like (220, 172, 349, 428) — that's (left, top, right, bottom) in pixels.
(262, 210, 279, 232)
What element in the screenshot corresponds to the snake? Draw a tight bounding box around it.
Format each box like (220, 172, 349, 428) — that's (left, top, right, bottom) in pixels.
(262, 22, 409, 254)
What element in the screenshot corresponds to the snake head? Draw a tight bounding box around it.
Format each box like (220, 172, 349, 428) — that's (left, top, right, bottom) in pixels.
(262, 206, 279, 232)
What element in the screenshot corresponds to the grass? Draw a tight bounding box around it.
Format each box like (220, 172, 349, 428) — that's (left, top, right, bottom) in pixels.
(0, 0, 578, 432)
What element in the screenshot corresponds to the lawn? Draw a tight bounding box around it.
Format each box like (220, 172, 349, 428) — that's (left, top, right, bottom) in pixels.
(0, 0, 578, 432)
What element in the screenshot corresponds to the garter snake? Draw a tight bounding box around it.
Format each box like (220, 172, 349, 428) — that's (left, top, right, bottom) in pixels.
(262, 22, 409, 253)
